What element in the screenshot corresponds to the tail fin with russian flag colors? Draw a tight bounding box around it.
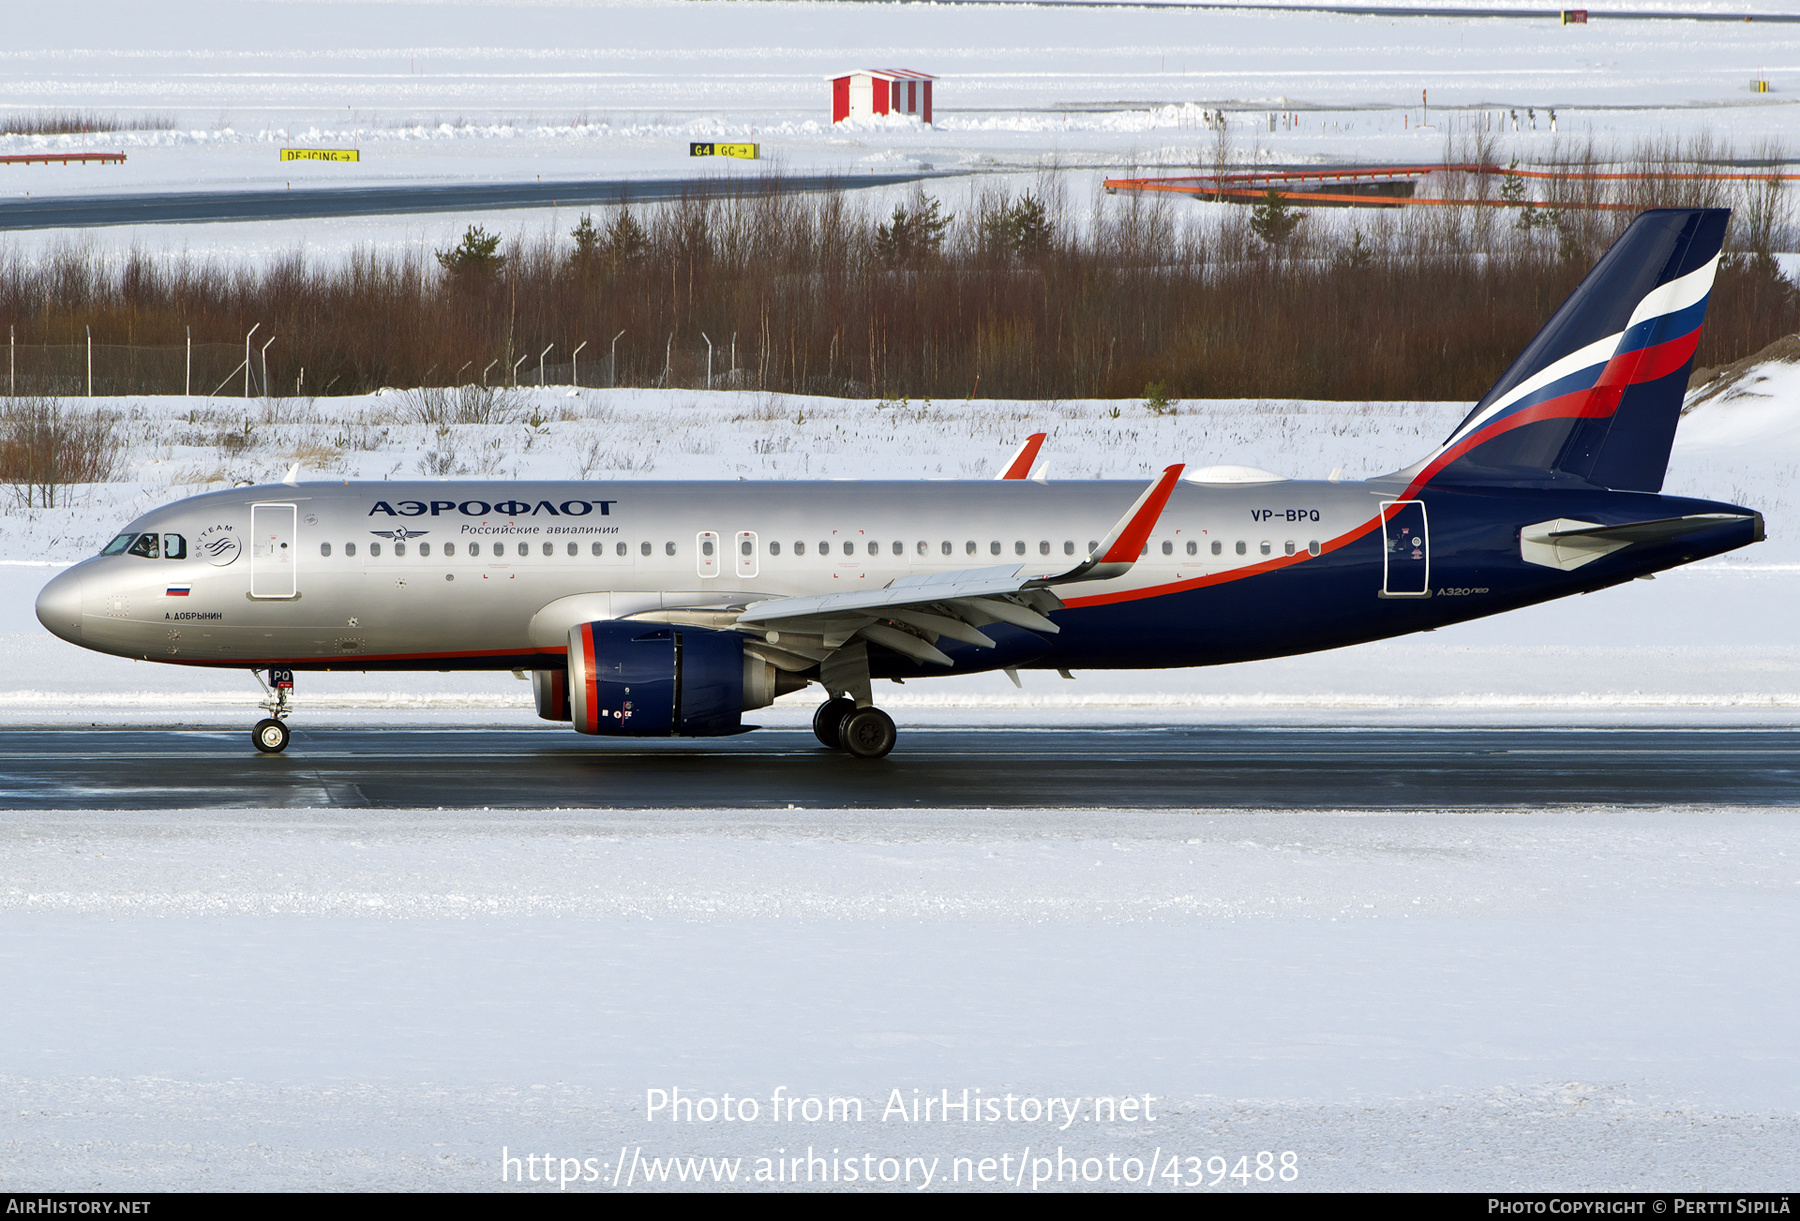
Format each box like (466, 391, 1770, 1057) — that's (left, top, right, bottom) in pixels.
(1415, 208, 1729, 494)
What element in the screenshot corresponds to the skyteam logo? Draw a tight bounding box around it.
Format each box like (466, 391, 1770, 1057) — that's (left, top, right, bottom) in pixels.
(196, 523, 240, 567)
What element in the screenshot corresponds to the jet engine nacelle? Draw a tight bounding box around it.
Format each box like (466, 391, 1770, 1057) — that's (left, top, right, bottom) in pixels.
(566, 621, 805, 736)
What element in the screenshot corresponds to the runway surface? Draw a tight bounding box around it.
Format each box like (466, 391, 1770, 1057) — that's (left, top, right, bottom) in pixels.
(1, 724, 1795, 809)
(0, 172, 941, 231)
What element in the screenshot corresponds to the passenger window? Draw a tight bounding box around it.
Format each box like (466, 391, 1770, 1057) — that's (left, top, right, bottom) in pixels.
(590, 542, 602, 557)
(395, 542, 407, 556)
(1087, 540, 1098, 555)
(419, 542, 431, 557)
(346, 541, 357, 557)
(742, 540, 753, 557)
(465, 542, 476, 557)
(665, 542, 676, 556)
(769, 541, 781, 556)
(990, 541, 1001, 556)
(819, 541, 830, 555)
(1140, 544, 1148, 557)
(542, 542, 553, 557)
(1260, 541, 1272, 556)
(1039, 541, 1050, 556)
(1284, 541, 1295, 556)
(163, 534, 187, 559)
(1308, 540, 1322, 556)
(1212, 541, 1222, 556)
(867, 541, 879, 557)
(917, 541, 927, 556)
(616, 542, 628, 557)
(641, 542, 652, 557)
(370, 542, 382, 557)
(565, 542, 576, 557)
(445, 542, 456, 557)
(101, 533, 136, 556)
(966, 541, 977, 555)
(795, 541, 806, 556)
(320, 542, 332, 557)
(1235, 541, 1246, 556)
(842, 541, 854, 556)
(942, 541, 952, 556)
(1187, 540, 1197, 556)
(702, 539, 715, 557)
(127, 533, 159, 558)
(1161, 540, 1173, 556)
(1064, 541, 1074, 555)
(892, 540, 904, 556)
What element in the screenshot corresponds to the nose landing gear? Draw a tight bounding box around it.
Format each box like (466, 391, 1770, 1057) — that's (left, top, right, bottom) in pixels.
(812, 696, 897, 759)
(251, 668, 295, 753)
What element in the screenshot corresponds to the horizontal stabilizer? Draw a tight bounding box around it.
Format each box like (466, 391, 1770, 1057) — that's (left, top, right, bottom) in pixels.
(1545, 513, 1757, 544)
(1521, 512, 1758, 571)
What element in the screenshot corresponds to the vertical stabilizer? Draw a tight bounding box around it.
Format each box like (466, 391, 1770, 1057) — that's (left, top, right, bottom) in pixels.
(1416, 208, 1728, 493)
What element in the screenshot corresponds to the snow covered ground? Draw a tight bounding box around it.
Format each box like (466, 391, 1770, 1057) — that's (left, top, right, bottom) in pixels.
(3, 804, 1798, 1191)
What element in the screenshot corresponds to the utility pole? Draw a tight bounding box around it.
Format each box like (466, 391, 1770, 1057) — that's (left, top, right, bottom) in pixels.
(261, 334, 276, 401)
(570, 340, 587, 388)
(539, 342, 554, 386)
(701, 332, 713, 389)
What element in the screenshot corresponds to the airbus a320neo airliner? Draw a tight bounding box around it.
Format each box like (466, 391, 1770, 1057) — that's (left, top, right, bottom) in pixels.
(36, 207, 1761, 758)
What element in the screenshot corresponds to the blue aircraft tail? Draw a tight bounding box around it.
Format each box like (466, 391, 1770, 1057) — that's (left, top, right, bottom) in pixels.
(1415, 208, 1729, 494)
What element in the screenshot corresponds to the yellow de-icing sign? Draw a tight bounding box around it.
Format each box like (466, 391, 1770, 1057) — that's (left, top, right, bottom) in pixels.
(280, 149, 360, 162)
(689, 142, 760, 160)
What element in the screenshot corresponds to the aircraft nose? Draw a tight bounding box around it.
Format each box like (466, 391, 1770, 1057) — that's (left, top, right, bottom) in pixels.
(35, 567, 84, 643)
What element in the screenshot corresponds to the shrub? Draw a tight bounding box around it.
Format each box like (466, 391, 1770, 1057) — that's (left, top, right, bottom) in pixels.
(0, 397, 120, 507)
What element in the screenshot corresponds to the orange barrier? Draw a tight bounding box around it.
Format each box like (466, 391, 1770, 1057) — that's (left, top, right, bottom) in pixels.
(1105, 162, 1800, 210)
(0, 151, 126, 166)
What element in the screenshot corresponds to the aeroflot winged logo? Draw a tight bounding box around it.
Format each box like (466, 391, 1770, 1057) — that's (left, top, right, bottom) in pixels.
(370, 528, 429, 542)
(368, 498, 618, 518)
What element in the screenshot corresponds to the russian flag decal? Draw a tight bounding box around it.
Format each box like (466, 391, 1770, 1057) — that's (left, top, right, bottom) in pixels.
(166, 586, 190, 597)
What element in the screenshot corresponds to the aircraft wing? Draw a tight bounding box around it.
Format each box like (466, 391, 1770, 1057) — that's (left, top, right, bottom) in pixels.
(996, 432, 1047, 479)
(736, 465, 1184, 667)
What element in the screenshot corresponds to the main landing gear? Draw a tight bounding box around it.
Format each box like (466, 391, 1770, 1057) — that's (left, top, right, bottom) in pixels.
(251, 668, 295, 754)
(813, 696, 897, 759)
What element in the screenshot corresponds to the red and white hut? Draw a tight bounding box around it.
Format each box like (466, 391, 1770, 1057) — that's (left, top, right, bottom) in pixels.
(829, 69, 934, 125)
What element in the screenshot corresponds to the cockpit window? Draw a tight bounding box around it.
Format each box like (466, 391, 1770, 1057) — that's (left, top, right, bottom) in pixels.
(101, 533, 136, 556)
(126, 533, 160, 559)
(163, 534, 187, 560)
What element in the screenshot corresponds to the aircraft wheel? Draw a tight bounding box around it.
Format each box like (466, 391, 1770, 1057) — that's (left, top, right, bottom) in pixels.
(253, 718, 290, 754)
(840, 707, 897, 760)
(812, 697, 856, 749)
